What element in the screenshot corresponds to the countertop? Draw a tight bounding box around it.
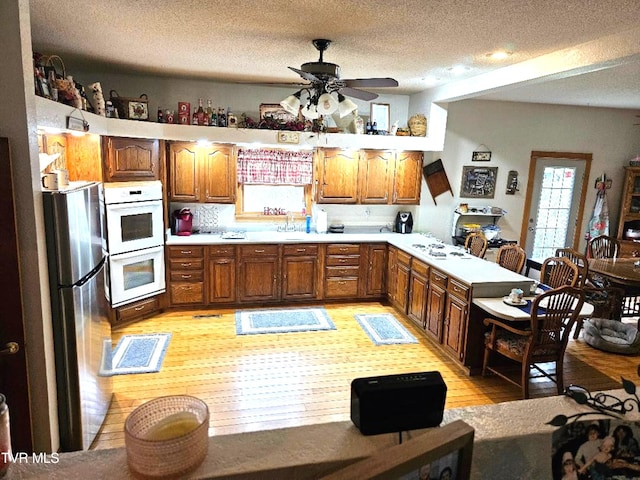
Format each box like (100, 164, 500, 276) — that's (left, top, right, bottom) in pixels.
(166, 231, 534, 297)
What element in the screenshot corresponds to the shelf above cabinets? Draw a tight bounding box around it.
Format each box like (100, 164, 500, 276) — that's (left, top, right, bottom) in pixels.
(34, 96, 443, 151)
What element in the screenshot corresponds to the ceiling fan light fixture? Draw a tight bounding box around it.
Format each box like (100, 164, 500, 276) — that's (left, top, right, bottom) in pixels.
(280, 91, 302, 116)
(301, 102, 319, 120)
(316, 92, 339, 115)
(337, 94, 358, 117)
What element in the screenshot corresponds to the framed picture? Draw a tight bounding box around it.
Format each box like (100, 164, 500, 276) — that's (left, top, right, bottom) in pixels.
(321, 420, 474, 479)
(259, 103, 301, 123)
(471, 151, 492, 162)
(460, 166, 498, 199)
(370, 103, 390, 132)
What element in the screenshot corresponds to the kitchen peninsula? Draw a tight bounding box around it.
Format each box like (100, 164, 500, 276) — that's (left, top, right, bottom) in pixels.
(166, 231, 533, 374)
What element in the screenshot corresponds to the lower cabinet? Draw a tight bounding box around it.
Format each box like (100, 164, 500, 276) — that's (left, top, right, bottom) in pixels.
(282, 244, 320, 301)
(167, 246, 205, 305)
(112, 296, 161, 329)
(387, 246, 411, 312)
(407, 259, 429, 329)
(325, 244, 361, 298)
(208, 245, 236, 304)
(426, 269, 447, 341)
(362, 243, 387, 297)
(442, 279, 470, 361)
(238, 245, 280, 303)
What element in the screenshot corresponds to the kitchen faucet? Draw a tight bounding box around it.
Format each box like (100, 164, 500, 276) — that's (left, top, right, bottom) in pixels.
(277, 211, 297, 232)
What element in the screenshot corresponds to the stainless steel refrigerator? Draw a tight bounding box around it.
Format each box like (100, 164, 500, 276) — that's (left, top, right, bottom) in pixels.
(43, 181, 113, 451)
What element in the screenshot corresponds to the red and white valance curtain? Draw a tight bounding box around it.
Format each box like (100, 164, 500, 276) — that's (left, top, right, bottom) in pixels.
(237, 148, 313, 185)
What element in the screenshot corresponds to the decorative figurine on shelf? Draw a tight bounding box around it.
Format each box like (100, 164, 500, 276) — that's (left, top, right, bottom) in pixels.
(88, 82, 106, 116)
(408, 113, 427, 137)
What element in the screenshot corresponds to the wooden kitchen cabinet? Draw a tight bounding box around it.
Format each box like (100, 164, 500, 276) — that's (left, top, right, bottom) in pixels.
(442, 278, 470, 362)
(112, 296, 161, 329)
(362, 243, 387, 297)
(103, 136, 161, 181)
(616, 167, 640, 257)
(208, 245, 236, 304)
(316, 148, 360, 203)
(425, 268, 447, 341)
(407, 258, 429, 329)
(324, 243, 361, 298)
(282, 244, 320, 301)
(392, 151, 423, 204)
(238, 245, 280, 303)
(168, 141, 236, 203)
(167, 245, 205, 305)
(359, 150, 394, 204)
(387, 246, 411, 312)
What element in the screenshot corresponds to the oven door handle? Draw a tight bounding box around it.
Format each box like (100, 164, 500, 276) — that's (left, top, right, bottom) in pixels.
(109, 244, 164, 259)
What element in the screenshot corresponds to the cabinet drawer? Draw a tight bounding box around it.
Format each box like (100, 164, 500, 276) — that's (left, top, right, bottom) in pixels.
(326, 244, 360, 255)
(169, 258, 204, 271)
(326, 255, 360, 266)
(239, 245, 279, 256)
(397, 249, 412, 267)
(430, 269, 448, 289)
(326, 265, 360, 277)
(283, 244, 319, 256)
(411, 259, 430, 278)
(116, 296, 160, 324)
(168, 246, 204, 259)
(325, 277, 359, 297)
(209, 245, 236, 256)
(170, 270, 204, 282)
(169, 282, 204, 304)
(447, 278, 470, 301)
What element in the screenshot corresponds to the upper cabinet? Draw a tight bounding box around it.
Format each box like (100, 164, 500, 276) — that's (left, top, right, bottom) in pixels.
(168, 141, 236, 203)
(102, 136, 161, 182)
(317, 148, 422, 205)
(616, 167, 640, 256)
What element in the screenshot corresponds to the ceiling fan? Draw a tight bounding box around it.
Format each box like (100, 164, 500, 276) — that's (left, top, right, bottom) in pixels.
(281, 39, 399, 119)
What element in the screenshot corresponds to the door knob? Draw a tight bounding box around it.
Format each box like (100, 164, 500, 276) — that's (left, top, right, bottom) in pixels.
(0, 342, 19, 356)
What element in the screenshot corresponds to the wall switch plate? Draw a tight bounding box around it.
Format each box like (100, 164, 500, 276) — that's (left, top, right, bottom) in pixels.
(277, 131, 300, 144)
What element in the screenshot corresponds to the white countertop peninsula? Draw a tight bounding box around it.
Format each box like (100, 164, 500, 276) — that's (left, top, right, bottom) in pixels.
(166, 231, 533, 298)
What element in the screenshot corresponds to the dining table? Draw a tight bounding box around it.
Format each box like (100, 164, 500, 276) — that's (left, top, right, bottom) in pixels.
(588, 257, 640, 317)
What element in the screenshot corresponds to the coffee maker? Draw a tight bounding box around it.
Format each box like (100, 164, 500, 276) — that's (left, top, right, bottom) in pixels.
(394, 211, 413, 234)
(172, 208, 193, 236)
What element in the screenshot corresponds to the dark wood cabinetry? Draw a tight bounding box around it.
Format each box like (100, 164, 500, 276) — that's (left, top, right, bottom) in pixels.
(103, 136, 161, 181)
(359, 150, 394, 204)
(407, 259, 429, 329)
(208, 245, 236, 304)
(442, 279, 470, 361)
(113, 296, 161, 329)
(616, 167, 640, 257)
(238, 245, 280, 303)
(426, 268, 447, 341)
(167, 246, 205, 305)
(168, 141, 236, 203)
(362, 244, 387, 297)
(387, 246, 411, 312)
(324, 244, 361, 298)
(392, 151, 423, 204)
(282, 244, 320, 300)
(316, 148, 360, 203)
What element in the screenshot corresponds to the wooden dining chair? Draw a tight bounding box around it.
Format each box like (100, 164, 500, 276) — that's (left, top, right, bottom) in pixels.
(482, 285, 584, 399)
(587, 235, 620, 259)
(540, 256, 580, 288)
(464, 232, 488, 259)
(555, 248, 589, 288)
(496, 244, 526, 273)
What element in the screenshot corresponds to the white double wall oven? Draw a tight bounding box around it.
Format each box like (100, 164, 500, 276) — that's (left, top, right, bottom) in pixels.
(103, 181, 165, 307)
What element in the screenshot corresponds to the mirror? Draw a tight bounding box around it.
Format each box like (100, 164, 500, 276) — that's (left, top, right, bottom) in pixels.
(370, 103, 390, 132)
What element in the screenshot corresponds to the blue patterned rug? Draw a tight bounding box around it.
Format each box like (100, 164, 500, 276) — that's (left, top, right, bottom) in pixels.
(354, 313, 419, 345)
(102, 333, 172, 375)
(235, 307, 336, 335)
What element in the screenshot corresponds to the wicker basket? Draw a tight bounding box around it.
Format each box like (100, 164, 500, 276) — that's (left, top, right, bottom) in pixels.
(408, 114, 427, 137)
(109, 90, 149, 121)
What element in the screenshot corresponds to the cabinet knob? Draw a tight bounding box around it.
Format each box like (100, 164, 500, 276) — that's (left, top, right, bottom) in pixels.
(181, 274, 192, 279)
(181, 262, 192, 267)
(134, 305, 145, 311)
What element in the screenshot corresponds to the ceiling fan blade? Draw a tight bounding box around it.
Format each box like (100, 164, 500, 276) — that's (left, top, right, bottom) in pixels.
(338, 87, 379, 102)
(288, 66, 320, 83)
(343, 78, 399, 88)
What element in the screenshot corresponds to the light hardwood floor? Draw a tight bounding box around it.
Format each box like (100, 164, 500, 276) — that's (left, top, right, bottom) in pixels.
(92, 302, 640, 450)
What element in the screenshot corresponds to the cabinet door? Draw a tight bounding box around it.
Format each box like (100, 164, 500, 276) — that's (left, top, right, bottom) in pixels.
(104, 137, 160, 181)
(168, 142, 200, 201)
(617, 168, 640, 256)
(238, 256, 280, 302)
(282, 256, 318, 300)
(395, 263, 411, 313)
(359, 150, 393, 204)
(443, 295, 468, 361)
(392, 151, 423, 204)
(363, 244, 387, 297)
(386, 246, 398, 303)
(426, 285, 445, 341)
(407, 272, 428, 328)
(203, 144, 236, 203)
(208, 257, 236, 303)
(316, 148, 360, 203)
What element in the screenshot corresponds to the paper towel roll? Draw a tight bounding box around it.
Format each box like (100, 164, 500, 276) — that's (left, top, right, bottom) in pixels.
(316, 210, 327, 233)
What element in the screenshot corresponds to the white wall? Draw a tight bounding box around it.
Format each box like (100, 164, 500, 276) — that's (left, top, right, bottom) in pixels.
(415, 99, 640, 252)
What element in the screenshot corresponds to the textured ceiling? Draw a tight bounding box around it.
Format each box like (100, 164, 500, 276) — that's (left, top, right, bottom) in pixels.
(28, 0, 640, 109)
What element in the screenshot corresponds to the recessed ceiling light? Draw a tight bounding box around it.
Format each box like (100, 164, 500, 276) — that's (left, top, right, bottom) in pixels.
(447, 65, 470, 75)
(487, 51, 512, 60)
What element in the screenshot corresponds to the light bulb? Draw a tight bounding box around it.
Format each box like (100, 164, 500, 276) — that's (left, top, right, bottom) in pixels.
(316, 93, 339, 115)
